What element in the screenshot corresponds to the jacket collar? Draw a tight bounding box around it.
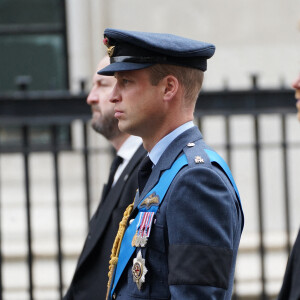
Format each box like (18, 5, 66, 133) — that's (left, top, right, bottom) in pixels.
(136, 126, 202, 202)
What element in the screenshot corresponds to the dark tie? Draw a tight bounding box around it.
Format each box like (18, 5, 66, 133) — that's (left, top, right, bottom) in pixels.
(102, 155, 123, 200)
(138, 156, 153, 194)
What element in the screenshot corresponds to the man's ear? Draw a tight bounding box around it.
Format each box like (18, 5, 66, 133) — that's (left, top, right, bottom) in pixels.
(162, 75, 179, 101)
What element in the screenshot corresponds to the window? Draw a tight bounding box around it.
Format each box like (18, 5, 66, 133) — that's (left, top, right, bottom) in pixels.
(0, 0, 71, 150)
(0, 0, 68, 91)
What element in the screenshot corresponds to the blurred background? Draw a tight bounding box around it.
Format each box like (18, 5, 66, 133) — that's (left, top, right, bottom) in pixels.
(0, 0, 300, 299)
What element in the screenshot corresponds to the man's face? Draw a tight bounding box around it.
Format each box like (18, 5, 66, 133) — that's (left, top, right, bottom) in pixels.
(292, 75, 300, 121)
(86, 57, 120, 139)
(109, 68, 166, 139)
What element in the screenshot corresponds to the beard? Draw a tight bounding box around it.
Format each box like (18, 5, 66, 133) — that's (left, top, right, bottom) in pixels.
(91, 111, 121, 140)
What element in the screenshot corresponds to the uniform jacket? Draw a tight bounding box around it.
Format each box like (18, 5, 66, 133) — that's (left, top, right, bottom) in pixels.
(113, 126, 244, 300)
(64, 145, 146, 300)
(277, 229, 300, 300)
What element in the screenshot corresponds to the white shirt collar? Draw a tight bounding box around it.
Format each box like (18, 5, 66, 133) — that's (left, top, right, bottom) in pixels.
(113, 135, 143, 185)
(117, 135, 143, 161)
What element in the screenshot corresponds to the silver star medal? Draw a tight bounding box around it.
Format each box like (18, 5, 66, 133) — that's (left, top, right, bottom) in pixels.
(132, 250, 148, 290)
(139, 235, 148, 247)
(133, 232, 148, 247)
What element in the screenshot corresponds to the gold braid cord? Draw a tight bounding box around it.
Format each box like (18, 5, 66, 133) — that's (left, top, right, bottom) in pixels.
(106, 201, 134, 300)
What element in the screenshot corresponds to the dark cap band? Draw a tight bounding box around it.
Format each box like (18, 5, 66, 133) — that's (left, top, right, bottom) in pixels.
(111, 56, 168, 64)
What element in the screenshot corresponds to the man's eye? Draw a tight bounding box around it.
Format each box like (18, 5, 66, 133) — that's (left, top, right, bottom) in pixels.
(122, 79, 129, 84)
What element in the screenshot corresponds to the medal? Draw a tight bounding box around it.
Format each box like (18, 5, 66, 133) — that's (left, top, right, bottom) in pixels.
(139, 235, 148, 247)
(132, 250, 148, 290)
(131, 212, 155, 247)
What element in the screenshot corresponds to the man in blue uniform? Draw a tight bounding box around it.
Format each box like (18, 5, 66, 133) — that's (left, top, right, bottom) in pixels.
(99, 29, 244, 300)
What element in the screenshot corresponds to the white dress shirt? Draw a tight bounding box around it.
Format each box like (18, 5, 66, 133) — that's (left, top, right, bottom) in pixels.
(112, 135, 143, 185)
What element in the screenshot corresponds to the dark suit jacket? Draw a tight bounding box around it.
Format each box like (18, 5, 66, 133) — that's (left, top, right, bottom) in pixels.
(113, 126, 243, 300)
(278, 229, 300, 300)
(64, 144, 146, 300)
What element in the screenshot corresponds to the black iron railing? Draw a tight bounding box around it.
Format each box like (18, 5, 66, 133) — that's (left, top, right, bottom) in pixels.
(0, 86, 298, 300)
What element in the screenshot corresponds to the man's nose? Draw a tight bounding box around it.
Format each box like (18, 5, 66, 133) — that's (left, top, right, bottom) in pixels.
(86, 87, 98, 105)
(109, 84, 121, 104)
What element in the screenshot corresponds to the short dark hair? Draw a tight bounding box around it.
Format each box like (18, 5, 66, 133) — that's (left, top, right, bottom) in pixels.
(148, 64, 204, 104)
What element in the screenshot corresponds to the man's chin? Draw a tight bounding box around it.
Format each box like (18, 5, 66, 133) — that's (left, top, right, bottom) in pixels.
(90, 117, 104, 132)
(91, 123, 102, 134)
(118, 121, 131, 134)
(118, 122, 140, 137)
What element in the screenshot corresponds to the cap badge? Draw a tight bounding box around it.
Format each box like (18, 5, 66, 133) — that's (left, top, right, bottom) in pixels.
(194, 156, 204, 164)
(139, 192, 160, 209)
(132, 250, 148, 290)
(103, 37, 115, 57)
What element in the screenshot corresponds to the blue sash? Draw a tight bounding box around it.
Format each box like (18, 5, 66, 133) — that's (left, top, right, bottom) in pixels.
(110, 149, 242, 297)
(204, 149, 243, 230)
(110, 154, 188, 297)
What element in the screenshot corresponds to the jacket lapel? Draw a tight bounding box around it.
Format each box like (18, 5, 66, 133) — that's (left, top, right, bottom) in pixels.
(76, 145, 146, 269)
(136, 126, 202, 205)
